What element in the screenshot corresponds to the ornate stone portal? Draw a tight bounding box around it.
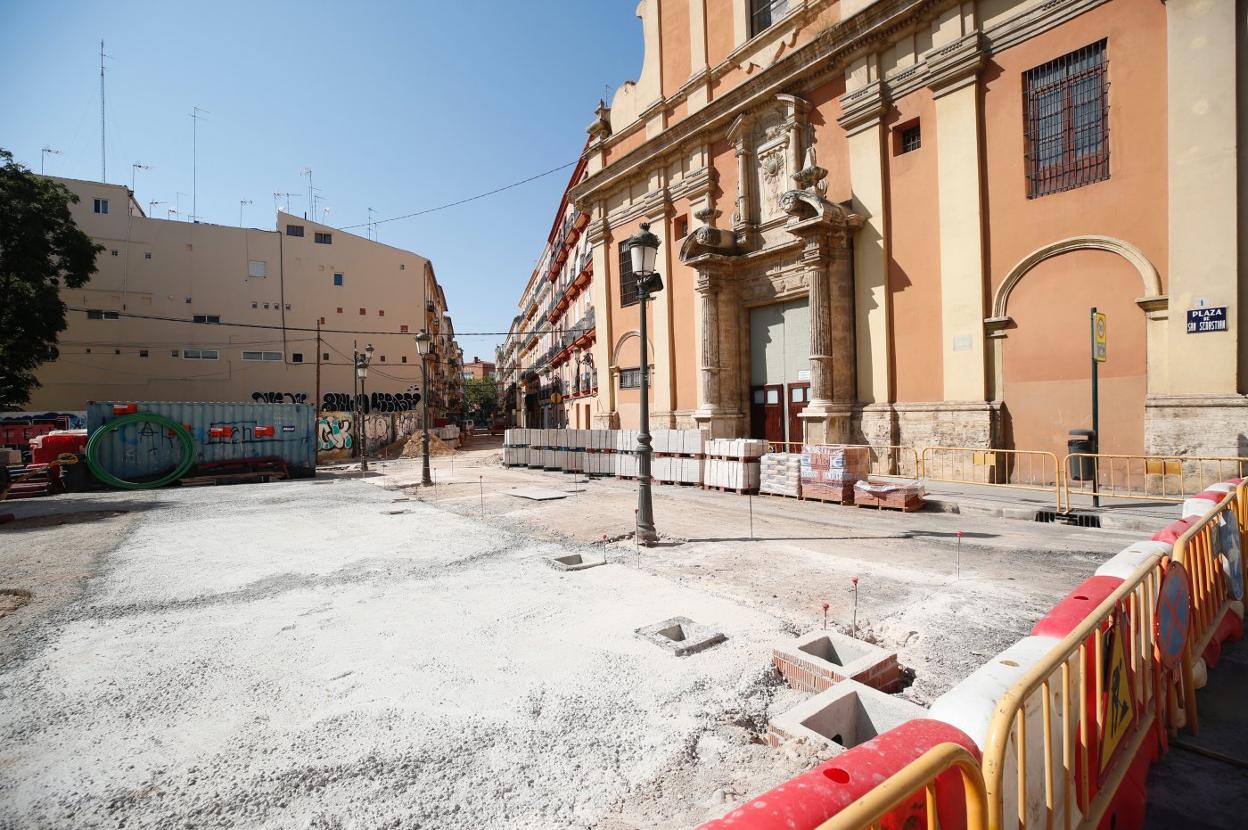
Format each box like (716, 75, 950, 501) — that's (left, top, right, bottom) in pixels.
(682, 106, 862, 443)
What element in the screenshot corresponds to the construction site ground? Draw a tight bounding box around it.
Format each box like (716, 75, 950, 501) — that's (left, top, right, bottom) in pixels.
(0, 437, 1161, 829)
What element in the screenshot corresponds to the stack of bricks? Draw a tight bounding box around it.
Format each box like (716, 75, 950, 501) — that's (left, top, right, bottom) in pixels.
(800, 445, 869, 503)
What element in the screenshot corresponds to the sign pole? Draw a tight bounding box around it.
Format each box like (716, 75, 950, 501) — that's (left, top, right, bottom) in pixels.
(1090, 308, 1104, 508)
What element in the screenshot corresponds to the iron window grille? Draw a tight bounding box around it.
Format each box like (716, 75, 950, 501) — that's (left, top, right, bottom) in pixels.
(286, 224, 304, 237)
(750, 0, 789, 37)
(1024, 39, 1109, 198)
(618, 240, 638, 308)
(619, 368, 647, 389)
(900, 124, 922, 154)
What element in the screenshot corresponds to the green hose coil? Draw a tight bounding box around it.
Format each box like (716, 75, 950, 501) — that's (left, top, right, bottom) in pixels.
(85, 412, 196, 490)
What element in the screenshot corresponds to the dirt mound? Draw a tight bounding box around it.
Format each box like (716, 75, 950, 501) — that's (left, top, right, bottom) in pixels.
(398, 431, 459, 458)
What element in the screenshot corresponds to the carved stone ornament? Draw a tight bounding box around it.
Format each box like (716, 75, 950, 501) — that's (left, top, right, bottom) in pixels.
(587, 99, 612, 140)
(694, 206, 722, 225)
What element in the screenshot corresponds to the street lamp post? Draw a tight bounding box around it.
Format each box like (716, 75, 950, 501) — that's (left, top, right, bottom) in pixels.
(415, 331, 434, 486)
(626, 222, 664, 546)
(354, 343, 374, 471)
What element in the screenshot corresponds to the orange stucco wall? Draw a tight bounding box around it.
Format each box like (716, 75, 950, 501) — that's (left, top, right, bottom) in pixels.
(1002, 249, 1146, 457)
(660, 0, 692, 99)
(705, 0, 735, 67)
(885, 88, 943, 403)
(983, 0, 1168, 300)
(807, 77, 851, 205)
(667, 204, 700, 413)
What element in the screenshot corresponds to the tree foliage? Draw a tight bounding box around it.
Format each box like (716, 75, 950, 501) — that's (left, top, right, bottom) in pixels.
(464, 376, 500, 422)
(0, 149, 101, 408)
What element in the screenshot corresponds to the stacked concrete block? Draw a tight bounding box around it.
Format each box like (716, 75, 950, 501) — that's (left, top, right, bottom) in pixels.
(705, 437, 767, 459)
(614, 429, 639, 452)
(703, 458, 760, 492)
(615, 450, 640, 478)
(760, 453, 802, 497)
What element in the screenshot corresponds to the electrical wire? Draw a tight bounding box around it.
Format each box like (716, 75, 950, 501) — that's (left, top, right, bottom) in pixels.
(338, 160, 579, 230)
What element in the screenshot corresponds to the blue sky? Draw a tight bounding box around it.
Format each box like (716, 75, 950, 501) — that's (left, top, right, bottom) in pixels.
(0, 0, 642, 357)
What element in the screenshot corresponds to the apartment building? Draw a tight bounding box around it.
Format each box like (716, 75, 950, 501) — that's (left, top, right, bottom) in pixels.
(30, 176, 461, 420)
(462, 357, 496, 381)
(568, 0, 1246, 460)
(497, 159, 598, 429)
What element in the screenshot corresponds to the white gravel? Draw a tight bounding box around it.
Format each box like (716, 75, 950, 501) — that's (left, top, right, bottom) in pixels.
(0, 480, 808, 828)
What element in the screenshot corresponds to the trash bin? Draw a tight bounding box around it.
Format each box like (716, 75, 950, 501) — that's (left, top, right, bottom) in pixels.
(1068, 429, 1096, 481)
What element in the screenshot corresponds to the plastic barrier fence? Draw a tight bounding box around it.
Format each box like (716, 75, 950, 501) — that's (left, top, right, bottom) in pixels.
(1172, 489, 1245, 734)
(981, 554, 1165, 830)
(813, 743, 987, 830)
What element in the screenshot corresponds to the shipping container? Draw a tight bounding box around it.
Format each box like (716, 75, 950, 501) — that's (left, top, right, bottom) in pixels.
(86, 401, 317, 481)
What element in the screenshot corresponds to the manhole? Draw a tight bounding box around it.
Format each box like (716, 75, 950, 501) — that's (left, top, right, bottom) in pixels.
(545, 553, 606, 572)
(767, 679, 925, 749)
(773, 630, 901, 692)
(635, 616, 726, 657)
(0, 588, 33, 618)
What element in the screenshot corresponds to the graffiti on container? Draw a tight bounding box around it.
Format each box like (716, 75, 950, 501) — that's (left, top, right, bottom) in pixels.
(317, 414, 354, 451)
(320, 391, 420, 414)
(251, 391, 308, 404)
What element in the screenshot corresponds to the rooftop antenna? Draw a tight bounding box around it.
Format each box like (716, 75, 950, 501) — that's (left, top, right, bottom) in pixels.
(367, 206, 377, 241)
(321, 206, 332, 224)
(299, 168, 312, 219)
(130, 162, 150, 193)
(99, 40, 110, 181)
(191, 106, 209, 222)
(148, 200, 165, 217)
(40, 146, 62, 175)
(176, 191, 189, 221)
(167, 207, 178, 220)
(239, 199, 253, 227)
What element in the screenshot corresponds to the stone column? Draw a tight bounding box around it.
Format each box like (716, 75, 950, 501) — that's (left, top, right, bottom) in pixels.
(806, 245, 834, 407)
(697, 279, 721, 410)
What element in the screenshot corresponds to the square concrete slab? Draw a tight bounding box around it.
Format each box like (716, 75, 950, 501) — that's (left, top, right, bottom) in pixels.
(635, 616, 727, 657)
(767, 679, 926, 750)
(507, 487, 570, 501)
(545, 553, 607, 571)
(772, 629, 901, 693)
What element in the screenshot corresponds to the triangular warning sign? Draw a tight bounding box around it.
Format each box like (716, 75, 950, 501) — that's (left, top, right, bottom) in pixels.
(1101, 621, 1134, 771)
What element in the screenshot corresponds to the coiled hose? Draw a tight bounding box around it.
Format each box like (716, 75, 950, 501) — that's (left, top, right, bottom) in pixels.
(85, 412, 196, 490)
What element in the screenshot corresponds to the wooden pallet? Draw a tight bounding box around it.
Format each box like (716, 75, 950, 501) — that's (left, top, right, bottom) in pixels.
(801, 491, 855, 505)
(702, 484, 759, 495)
(758, 490, 801, 500)
(655, 479, 699, 486)
(855, 495, 925, 512)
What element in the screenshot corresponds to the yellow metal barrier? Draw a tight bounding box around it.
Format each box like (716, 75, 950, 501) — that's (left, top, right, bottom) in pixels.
(765, 442, 922, 480)
(814, 742, 987, 830)
(982, 554, 1164, 830)
(921, 446, 1062, 511)
(1062, 454, 1248, 512)
(1172, 490, 1243, 735)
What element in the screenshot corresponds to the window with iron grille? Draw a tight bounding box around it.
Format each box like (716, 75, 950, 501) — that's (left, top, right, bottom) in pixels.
(286, 224, 304, 237)
(750, 0, 789, 37)
(900, 124, 922, 154)
(314, 232, 332, 244)
(618, 240, 638, 308)
(1024, 40, 1109, 198)
(619, 368, 647, 389)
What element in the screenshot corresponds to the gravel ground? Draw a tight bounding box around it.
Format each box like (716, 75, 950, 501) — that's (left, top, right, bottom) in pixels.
(0, 480, 818, 829)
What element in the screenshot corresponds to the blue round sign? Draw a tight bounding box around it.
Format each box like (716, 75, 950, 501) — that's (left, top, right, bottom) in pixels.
(1156, 563, 1191, 671)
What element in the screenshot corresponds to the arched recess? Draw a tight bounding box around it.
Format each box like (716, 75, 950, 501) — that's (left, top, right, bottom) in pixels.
(612, 329, 655, 430)
(985, 236, 1167, 457)
(989, 235, 1163, 320)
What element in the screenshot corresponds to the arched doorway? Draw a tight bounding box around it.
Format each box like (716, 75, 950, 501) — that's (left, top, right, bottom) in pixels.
(992, 237, 1162, 459)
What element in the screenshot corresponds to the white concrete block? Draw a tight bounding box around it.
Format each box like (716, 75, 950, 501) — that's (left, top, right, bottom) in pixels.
(1094, 541, 1170, 580)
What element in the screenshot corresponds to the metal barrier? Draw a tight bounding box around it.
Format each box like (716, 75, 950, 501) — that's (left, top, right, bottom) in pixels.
(1061, 454, 1248, 512)
(1172, 489, 1243, 734)
(921, 446, 1062, 511)
(814, 742, 987, 830)
(982, 554, 1164, 830)
(765, 442, 922, 480)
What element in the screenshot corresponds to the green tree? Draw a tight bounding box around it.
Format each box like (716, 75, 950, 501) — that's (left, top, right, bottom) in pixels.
(464, 376, 500, 423)
(0, 149, 101, 408)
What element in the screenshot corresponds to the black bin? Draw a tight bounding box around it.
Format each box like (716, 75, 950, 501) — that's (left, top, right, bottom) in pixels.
(1067, 429, 1096, 481)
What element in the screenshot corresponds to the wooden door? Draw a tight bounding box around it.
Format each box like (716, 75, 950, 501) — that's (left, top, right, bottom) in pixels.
(750, 384, 785, 444)
(786, 383, 810, 448)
